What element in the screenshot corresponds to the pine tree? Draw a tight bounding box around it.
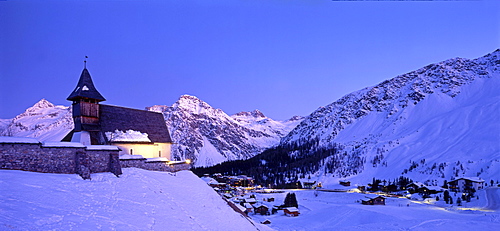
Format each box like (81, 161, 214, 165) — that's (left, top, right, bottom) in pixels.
(283, 192, 299, 208)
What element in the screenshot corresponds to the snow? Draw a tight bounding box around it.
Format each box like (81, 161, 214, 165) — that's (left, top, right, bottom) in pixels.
(246, 189, 500, 231)
(145, 157, 169, 162)
(194, 136, 228, 167)
(282, 55, 500, 186)
(42, 141, 85, 148)
(0, 169, 266, 230)
(105, 129, 151, 142)
(0, 136, 39, 144)
(119, 154, 146, 160)
(85, 145, 121, 151)
(0, 99, 73, 142)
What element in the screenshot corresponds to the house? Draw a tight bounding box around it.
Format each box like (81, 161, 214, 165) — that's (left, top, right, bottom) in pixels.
(63, 67, 173, 159)
(361, 196, 385, 205)
(243, 203, 253, 214)
(406, 182, 427, 194)
(283, 207, 300, 217)
(244, 198, 257, 204)
(302, 181, 317, 189)
(448, 177, 485, 192)
(253, 203, 269, 215)
(339, 180, 351, 186)
(261, 220, 271, 224)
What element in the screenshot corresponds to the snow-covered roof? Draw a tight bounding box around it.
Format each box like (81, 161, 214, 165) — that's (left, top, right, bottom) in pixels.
(408, 182, 427, 188)
(105, 129, 151, 143)
(145, 157, 169, 162)
(244, 198, 257, 203)
(119, 154, 146, 160)
(99, 104, 172, 143)
(0, 136, 40, 144)
(86, 145, 120, 151)
(284, 207, 299, 212)
(42, 142, 85, 148)
(232, 202, 246, 213)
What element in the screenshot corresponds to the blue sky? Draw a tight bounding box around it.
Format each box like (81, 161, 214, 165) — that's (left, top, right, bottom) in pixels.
(1, 0, 499, 120)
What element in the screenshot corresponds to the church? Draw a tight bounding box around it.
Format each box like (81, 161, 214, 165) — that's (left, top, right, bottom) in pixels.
(62, 66, 173, 160)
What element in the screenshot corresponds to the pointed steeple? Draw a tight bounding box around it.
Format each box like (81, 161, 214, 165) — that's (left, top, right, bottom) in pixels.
(67, 68, 106, 102)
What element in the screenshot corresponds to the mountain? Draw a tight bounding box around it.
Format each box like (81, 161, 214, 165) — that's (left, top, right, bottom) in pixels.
(147, 95, 303, 167)
(0, 99, 73, 141)
(1, 97, 302, 168)
(197, 50, 500, 188)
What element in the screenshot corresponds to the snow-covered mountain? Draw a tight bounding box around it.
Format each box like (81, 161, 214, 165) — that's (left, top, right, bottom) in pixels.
(147, 95, 303, 167)
(199, 49, 500, 188)
(0, 99, 73, 141)
(0, 97, 302, 168)
(279, 49, 500, 185)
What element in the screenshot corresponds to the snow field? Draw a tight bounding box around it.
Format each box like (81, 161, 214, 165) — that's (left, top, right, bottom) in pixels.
(0, 169, 265, 231)
(247, 189, 500, 231)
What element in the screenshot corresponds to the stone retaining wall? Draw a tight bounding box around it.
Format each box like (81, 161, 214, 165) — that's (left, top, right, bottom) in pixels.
(0, 137, 190, 179)
(0, 139, 122, 179)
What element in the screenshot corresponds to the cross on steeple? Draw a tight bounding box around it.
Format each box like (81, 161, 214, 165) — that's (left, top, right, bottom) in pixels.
(84, 56, 88, 69)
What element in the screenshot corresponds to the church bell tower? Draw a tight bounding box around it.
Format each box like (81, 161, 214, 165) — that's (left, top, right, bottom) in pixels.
(67, 61, 106, 144)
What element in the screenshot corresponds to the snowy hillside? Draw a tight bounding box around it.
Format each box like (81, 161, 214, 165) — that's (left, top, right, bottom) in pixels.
(280, 49, 500, 185)
(198, 50, 500, 189)
(0, 168, 266, 230)
(0, 99, 73, 141)
(148, 95, 303, 167)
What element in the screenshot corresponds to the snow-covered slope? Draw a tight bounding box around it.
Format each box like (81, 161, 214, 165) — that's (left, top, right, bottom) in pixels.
(0, 99, 73, 141)
(280, 49, 500, 185)
(0, 168, 264, 230)
(148, 95, 303, 167)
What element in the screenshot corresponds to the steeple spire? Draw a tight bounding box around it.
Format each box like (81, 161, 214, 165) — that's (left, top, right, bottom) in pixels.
(67, 65, 106, 102)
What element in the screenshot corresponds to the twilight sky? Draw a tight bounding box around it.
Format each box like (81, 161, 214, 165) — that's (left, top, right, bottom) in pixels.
(1, 0, 499, 120)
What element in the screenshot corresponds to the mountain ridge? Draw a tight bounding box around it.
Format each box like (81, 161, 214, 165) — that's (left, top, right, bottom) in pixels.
(0, 95, 301, 167)
(196, 49, 500, 187)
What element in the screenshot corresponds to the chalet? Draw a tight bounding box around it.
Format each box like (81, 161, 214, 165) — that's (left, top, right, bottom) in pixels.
(448, 177, 485, 192)
(261, 220, 271, 225)
(283, 207, 300, 217)
(243, 203, 253, 214)
(406, 182, 427, 194)
(302, 181, 317, 189)
(253, 203, 269, 215)
(361, 196, 385, 205)
(339, 180, 351, 186)
(244, 198, 257, 204)
(62, 67, 173, 159)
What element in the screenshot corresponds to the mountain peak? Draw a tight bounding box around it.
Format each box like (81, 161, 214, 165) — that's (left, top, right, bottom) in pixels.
(234, 109, 266, 118)
(27, 99, 54, 112)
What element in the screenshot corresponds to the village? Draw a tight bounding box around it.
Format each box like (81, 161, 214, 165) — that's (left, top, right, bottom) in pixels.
(199, 173, 499, 227)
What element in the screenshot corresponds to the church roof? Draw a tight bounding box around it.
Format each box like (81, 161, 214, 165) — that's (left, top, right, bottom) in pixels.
(99, 104, 172, 143)
(67, 68, 106, 102)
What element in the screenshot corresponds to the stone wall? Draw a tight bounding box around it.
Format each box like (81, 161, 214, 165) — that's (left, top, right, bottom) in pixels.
(0, 139, 122, 179)
(0, 137, 190, 180)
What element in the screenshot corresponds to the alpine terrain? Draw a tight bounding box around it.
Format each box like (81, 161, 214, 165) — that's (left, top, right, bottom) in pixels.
(147, 95, 303, 167)
(198, 49, 500, 188)
(0, 96, 302, 167)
